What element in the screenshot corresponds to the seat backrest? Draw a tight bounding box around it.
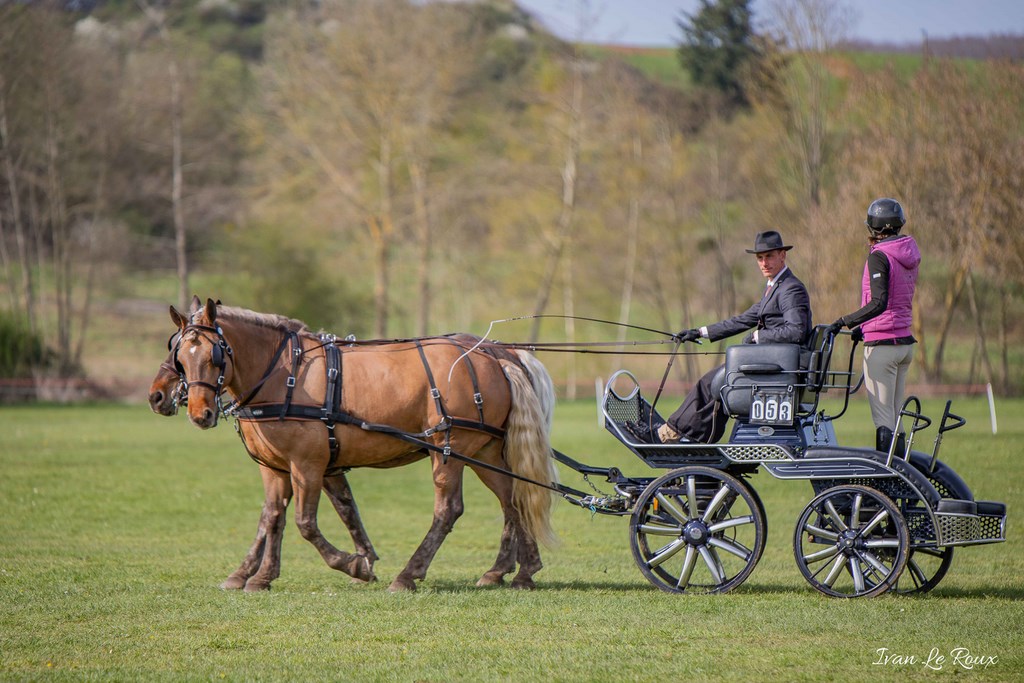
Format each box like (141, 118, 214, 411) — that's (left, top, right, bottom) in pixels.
(801, 324, 832, 393)
(720, 343, 803, 420)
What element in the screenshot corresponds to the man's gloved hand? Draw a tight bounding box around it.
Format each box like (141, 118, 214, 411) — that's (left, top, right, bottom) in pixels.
(827, 318, 845, 336)
(851, 327, 864, 343)
(742, 332, 755, 344)
(672, 328, 701, 343)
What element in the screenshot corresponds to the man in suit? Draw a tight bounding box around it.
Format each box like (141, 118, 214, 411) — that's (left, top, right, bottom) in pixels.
(657, 230, 813, 443)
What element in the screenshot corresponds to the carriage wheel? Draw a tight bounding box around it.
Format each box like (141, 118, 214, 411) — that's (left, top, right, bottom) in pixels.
(794, 484, 909, 598)
(890, 457, 961, 595)
(894, 546, 954, 595)
(629, 466, 765, 594)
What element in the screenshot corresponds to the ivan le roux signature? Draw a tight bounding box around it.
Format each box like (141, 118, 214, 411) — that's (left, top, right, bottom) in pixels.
(873, 647, 997, 670)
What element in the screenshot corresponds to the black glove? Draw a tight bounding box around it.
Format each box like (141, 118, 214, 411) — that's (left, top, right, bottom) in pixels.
(673, 328, 701, 343)
(851, 327, 864, 343)
(742, 332, 755, 344)
(827, 319, 845, 335)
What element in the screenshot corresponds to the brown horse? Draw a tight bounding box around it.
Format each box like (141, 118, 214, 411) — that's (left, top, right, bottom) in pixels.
(148, 302, 378, 591)
(171, 298, 557, 591)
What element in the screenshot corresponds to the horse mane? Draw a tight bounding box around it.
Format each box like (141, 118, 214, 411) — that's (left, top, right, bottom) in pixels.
(215, 305, 310, 334)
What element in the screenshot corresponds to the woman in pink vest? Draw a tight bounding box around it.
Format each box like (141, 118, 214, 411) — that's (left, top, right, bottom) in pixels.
(829, 198, 921, 454)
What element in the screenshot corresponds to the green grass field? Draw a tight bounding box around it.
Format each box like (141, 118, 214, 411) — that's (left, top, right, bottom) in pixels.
(1, 397, 1021, 681)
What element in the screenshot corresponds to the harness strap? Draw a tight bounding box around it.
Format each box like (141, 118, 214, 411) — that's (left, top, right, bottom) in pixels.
(234, 403, 505, 440)
(415, 341, 453, 461)
(279, 331, 302, 421)
(415, 341, 448, 424)
(233, 337, 508, 474)
(358, 420, 590, 499)
(322, 343, 342, 469)
(446, 337, 486, 423)
(230, 331, 297, 412)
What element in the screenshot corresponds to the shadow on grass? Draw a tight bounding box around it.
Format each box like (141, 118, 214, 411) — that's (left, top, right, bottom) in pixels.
(412, 578, 1024, 600)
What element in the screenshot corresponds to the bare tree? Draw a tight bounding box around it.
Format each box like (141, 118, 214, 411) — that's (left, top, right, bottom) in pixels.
(137, 2, 191, 313)
(762, 0, 853, 206)
(528, 47, 584, 345)
(257, 0, 479, 338)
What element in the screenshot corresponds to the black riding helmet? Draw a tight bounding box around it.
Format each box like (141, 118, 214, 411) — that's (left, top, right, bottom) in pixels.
(865, 198, 906, 237)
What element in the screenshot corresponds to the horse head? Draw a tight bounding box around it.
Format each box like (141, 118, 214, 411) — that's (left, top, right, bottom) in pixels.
(149, 296, 206, 416)
(148, 349, 185, 416)
(171, 297, 233, 429)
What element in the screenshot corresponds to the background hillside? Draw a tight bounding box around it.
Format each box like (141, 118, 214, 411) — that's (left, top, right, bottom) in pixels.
(0, 0, 1022, 402)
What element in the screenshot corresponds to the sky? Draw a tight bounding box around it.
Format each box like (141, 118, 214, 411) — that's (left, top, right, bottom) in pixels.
(514, 0, 1024, 47)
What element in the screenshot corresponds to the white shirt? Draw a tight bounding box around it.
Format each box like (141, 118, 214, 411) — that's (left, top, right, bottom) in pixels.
(766, 265, 789, 290)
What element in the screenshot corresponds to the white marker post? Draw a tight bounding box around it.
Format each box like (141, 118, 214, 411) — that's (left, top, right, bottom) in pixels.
(987, 383, 998, 435)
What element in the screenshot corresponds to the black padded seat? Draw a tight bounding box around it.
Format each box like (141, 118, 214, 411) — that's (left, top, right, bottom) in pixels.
(720, 343, 803, 418)
(802, 446, 941, 508)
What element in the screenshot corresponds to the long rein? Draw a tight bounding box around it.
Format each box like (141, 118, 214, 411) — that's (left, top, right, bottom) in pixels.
(175, 319, 724, 505)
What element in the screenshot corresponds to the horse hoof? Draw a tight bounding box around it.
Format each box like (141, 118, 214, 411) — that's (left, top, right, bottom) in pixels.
(476, 573, 505, 587)
(510, 578, 536, 590)
(243, 579, 272, 592)
(387, 577, 416, 593)
(347, 555, 376, 583)
(221, 576, 246, 590)
(349, 565, 378, 585)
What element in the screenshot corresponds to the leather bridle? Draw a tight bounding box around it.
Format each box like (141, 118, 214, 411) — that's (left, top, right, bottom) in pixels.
(173, 323, 233, 424)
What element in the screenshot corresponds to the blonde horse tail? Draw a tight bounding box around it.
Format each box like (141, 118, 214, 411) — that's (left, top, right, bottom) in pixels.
(500, 359, 558, 548)
(513, 350, 556, 434)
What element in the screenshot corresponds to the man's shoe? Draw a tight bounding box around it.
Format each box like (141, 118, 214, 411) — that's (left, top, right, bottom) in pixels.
(622, 420, 654, 443)
(657, 423, 690, 444)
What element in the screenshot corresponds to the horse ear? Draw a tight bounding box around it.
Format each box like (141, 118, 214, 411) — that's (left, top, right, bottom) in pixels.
(189, 295, 202, 315)
(169, 305, 187, 329)
(205, 298, 218, 323)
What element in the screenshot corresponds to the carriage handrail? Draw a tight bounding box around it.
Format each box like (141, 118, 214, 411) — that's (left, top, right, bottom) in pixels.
(929, 400, 967, 472)
(807, 328, 860, 425)
(939, 400, 967, 434)
(888, 396, 931, 467)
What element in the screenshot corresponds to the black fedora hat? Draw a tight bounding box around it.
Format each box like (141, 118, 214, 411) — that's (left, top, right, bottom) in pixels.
(745, 230, 794, 254)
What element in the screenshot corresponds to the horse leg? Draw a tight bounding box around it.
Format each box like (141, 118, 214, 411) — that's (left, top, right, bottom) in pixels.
(222, 466, 291, 591)
(474, 506, 518, 587)
(509, 517, 544, 590)
(388, 457, 465, 592)
(323, 471, 378, 582)
(291, 463, 374, 583)
(468, 444, 519, 587)
(469, 449, 543, 590)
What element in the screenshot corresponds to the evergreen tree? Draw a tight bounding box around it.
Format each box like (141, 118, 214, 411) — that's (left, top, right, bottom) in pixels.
(677, 0, 760, 108)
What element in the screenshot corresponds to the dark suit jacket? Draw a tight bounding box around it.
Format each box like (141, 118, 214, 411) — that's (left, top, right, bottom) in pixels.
(706, 268, 812, 345)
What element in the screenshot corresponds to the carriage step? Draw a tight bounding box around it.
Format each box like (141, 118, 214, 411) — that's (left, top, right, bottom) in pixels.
(936, 498, 977, 515)
(976, 500, 1006, 516)
(976, 501, 1008, 544)
(934, 498, 1007, 546)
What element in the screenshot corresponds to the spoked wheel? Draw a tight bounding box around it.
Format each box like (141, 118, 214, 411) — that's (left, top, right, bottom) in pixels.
(891, 456, 961, 595)
(630, 466, 766, 594)
(794, 484, 909, 598)
(895, 546, 954, 595)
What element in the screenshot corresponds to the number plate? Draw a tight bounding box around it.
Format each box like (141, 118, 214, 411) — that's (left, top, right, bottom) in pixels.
(750, 389, 794, 425)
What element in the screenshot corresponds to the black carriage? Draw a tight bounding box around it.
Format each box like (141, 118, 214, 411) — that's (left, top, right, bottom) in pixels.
(564, 325, 1007, 597)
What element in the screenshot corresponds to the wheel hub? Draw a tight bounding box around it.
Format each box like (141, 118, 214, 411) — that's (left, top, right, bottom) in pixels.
(683, 520, 711, 546)
(838, 529, 860, 555)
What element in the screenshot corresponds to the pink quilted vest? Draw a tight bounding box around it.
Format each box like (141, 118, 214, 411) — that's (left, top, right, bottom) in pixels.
(861, 235, 920, 342)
